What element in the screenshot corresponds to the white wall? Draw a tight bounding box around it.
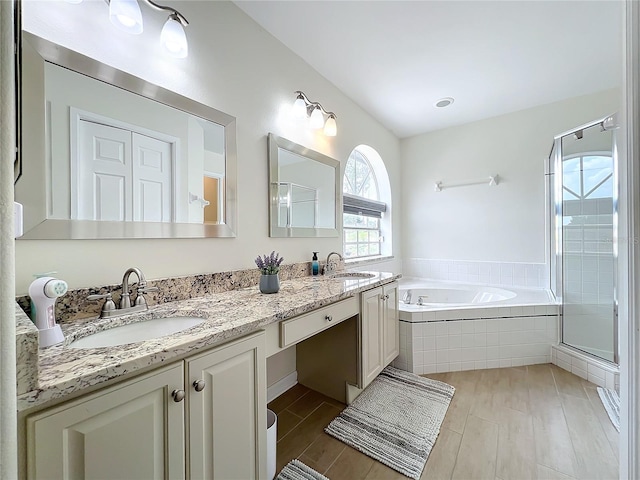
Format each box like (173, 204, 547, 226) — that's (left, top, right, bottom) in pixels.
(16, 1, 401, 294)
(401, 89, 620, 265)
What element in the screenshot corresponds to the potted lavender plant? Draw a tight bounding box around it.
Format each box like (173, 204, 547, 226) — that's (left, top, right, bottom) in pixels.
(255, 251, 284, 294)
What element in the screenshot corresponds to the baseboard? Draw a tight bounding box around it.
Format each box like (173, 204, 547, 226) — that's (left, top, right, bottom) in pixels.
(267, 371, 298, 403)
(345, 382, 363, 405)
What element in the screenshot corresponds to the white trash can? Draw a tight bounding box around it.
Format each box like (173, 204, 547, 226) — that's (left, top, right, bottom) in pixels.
(267, 409, 277, 480)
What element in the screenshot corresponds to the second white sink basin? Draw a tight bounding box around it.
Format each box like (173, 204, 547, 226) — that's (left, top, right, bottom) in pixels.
(70, 316, 205, 349)
(330, 272, 376, 280)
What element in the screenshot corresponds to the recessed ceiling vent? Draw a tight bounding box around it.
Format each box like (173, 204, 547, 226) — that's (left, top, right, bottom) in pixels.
(435, 97, 454, 108)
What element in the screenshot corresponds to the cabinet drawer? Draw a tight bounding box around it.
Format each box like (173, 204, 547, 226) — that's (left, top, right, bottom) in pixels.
(280, 296, 358, 348)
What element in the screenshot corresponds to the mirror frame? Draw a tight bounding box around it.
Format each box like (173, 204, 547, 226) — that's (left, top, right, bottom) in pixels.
(268, 133, 340, 238)
(17, 32, 237, 239)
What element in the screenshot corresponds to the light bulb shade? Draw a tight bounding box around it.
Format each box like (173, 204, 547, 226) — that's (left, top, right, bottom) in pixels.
(309, 106, 324, 129)
(161, 15, 189, 58)
(109, 0, 143, 34)
(292, 96, 307, 119)
(324, 115, 337, 136)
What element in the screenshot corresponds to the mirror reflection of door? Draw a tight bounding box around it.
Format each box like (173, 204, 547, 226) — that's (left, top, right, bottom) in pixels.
(74, 119, 173, 222)
(277, 182, 318, 228)
(203, 174, 223, 224)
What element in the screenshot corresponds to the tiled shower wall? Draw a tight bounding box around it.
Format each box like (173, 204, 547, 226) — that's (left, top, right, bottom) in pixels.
(402, 258, 549, 289)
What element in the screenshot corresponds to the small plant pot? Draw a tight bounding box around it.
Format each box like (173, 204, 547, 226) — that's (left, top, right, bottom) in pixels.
(259, 274, 280, 294)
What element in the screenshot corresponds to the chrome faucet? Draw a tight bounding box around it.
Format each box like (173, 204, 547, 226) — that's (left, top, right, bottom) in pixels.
(121, 267, 148, 309)
(323, 252, 343, 275)
(88, 267, 158, 318)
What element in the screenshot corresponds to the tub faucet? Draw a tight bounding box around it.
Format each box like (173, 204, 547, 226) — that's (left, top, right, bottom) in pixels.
(402, 289, 413, 304)
(323, 252, 343, 275)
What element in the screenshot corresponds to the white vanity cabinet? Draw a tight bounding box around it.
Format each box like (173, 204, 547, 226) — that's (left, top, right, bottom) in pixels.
(187, 331, 266, 480)
(360, 281, 399, 388)
(25, 331, 266, 480)
(26, 363, 186, 480)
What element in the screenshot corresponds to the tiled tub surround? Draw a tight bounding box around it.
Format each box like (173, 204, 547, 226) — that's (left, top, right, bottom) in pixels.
(403, 258, 549, 289)
(16, 269, 399, 411)
(393, 279, 558, 374)
(552, 344, 619, 391)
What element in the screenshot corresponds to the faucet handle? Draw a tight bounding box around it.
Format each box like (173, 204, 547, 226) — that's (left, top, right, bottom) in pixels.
(134, 285, 158, 307)
(137, 285, 159, 294)
(87, 293, 117, 315)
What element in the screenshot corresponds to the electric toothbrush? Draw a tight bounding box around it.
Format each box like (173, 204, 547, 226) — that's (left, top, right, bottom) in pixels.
(28, 276, 68, 348)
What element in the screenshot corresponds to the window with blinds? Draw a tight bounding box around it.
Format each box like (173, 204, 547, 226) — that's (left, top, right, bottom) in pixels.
(343, 150, 386, 259)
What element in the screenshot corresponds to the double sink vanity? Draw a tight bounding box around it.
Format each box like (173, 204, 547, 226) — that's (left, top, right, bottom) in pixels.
(16, 268, 401, 479)
(15, 25, 399, 480)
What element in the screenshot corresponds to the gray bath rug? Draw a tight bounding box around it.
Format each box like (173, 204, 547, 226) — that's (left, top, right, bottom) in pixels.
(597, 386, 620, 432)
(276, 459, 329, 480)
(325, 366, 455, 479)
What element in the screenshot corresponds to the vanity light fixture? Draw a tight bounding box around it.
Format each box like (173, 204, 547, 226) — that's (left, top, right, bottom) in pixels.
(292, 91, 338, 137)
(109, 0, 143, 34)
(68, 0, 189, 58)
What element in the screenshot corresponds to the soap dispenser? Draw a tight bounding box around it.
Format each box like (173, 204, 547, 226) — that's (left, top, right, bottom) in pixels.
(312, 252, 320, 276)
(28, 275, 68, 348)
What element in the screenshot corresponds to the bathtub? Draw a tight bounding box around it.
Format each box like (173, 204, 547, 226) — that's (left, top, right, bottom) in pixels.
(399, 285, 516, 308)
(393, 278, 559, 375)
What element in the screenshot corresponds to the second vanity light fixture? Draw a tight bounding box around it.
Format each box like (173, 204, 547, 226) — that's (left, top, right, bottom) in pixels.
(292, 91, 337, 137)
(68, 0, 190, 58)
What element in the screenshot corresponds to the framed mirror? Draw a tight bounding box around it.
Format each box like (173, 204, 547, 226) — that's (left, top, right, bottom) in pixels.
(268, 133, 340, 237)
(16, 32, 237, 239)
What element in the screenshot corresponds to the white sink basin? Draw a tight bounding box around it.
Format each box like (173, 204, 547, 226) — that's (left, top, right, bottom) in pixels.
(70, 316, 205, 349)
(330, 272, 376, 280)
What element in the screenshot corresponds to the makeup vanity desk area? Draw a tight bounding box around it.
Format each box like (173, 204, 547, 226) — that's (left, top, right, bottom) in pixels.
(17, 272, 400, 480)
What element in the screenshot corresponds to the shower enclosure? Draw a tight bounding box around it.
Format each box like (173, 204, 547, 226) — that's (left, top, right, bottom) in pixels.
(549, 115, 618, 364)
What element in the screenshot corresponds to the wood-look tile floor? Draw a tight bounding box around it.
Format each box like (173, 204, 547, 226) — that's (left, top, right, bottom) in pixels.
(268, 364, 619, 480)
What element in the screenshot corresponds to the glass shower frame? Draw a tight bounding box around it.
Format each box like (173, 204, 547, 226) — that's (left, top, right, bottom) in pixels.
(550, 115, 619, 366)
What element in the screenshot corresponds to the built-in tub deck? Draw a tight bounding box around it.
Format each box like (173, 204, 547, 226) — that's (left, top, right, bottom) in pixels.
(394, 278, 558, 375)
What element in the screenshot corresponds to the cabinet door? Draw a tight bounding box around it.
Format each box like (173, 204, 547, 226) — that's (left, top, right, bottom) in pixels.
(383, 282, 400, 366)
(187, 331, 266, 480)
(361, 287, 384, 387)
(27, 363, 185, 480)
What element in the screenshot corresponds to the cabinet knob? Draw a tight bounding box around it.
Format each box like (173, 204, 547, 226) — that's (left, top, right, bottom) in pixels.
(171, 389, 186, 402)
(325, 315, 333, 322)
(193, 380, 206, 392)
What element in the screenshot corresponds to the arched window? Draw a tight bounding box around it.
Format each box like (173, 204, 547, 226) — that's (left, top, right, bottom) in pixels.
(343, 147, 390, 259)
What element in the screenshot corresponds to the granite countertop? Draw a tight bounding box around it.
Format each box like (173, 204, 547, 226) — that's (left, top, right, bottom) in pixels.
(18, 272, 400, 412)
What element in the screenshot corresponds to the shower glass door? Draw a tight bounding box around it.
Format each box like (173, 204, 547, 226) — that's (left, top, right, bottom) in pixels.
(559, 122, 615, 363)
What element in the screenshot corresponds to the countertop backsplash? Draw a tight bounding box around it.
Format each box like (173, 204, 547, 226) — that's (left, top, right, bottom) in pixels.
(16, 260, 343, 325)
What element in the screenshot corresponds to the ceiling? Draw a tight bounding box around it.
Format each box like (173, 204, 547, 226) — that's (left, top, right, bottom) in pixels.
(235, 1, 622, 138)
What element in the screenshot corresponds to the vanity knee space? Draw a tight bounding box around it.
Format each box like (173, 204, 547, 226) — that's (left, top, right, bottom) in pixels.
(265, 280, 400, 404)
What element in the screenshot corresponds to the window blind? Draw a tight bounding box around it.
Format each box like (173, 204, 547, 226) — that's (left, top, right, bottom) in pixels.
(343, 193, 387, 218)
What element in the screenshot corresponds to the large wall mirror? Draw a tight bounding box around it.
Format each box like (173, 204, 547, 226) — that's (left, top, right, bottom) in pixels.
(268, 133, 340, 237)
(16, 32, 237, 239)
